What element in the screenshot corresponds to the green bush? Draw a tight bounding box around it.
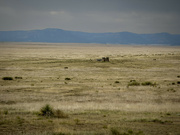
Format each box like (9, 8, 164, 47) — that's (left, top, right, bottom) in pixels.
(2, 77, 13, 80)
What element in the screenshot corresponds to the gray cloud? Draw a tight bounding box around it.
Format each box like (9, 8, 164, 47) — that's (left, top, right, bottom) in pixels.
(0, 0, 180, 34)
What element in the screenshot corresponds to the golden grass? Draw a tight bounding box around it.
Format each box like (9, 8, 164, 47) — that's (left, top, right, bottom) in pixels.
(0, 42, 180, 135)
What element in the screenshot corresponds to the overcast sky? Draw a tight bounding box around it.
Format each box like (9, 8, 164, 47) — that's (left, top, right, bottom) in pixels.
(0, 0, 180, 34)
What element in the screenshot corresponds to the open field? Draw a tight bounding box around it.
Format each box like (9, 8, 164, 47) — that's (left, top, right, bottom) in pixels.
(0, 42, 180, 135)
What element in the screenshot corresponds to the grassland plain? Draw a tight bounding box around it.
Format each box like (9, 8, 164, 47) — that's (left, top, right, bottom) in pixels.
(0, 42, 180, 135)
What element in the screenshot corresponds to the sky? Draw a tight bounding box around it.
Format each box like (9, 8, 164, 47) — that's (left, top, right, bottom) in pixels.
(0, 0, 180, 34)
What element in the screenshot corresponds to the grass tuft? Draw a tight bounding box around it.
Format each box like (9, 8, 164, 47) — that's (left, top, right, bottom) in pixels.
(110, 128, 121, 135)
(54, 109, 68, 118)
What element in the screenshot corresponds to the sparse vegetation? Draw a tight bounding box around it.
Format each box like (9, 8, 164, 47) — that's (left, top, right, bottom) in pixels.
(53, 132, 69, 135)
(151, 119, 166, 124)
(128, 80, 140, 86)
(0, 43, 179, 135)
(38, 104, 68, 118)
(111, 128, 121, 135)
(54, 109, 68, 118)
(167, 88, 176, 92)
(15, 76, 22, 79)
(141, 81, 156, 86)
(3, 110, 8, 115)
(110, 128, 144, 135)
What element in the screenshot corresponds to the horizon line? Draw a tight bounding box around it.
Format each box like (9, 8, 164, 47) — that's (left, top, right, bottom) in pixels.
(0, 28, 179, 35)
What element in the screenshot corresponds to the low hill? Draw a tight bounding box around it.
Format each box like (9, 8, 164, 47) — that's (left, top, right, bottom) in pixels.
(0, 28, 180, 45)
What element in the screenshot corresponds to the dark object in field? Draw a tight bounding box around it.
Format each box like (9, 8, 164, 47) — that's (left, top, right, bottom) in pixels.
(177, 81, 180, 84)
(115, 81, 120, 83)
(15, 77, 22, 79)
(2, 77, 13, 80)
(64, 67, 68, 69)
(65, 78, 71, 80)
(97, 57, 109, 62)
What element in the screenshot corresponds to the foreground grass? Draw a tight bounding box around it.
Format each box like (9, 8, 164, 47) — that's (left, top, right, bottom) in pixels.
(0, 108, 179, 135)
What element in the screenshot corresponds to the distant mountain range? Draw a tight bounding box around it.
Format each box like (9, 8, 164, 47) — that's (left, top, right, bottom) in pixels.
(0, 28, 180, 45)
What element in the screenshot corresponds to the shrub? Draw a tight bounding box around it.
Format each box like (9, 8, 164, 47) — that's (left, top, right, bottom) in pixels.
(128, 80, 140, 86)
(115, 81, 120, 83)
(141, 81, 156, 86)
(65, 78, 71, 80)
(39, 104, 68, 118)
(2, 77, 13, 80)
(40, 104, 54, 117)
(177, 81, 180, 84)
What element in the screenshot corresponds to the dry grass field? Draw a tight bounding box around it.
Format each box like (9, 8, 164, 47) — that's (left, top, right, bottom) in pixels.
(0, 42, 180, 135)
